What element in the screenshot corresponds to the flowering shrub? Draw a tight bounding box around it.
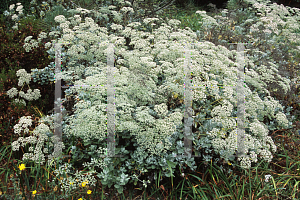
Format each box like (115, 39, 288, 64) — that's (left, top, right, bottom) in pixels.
(0, 8, 54, 87)
(197, 0, 300, 121)
(0, 7, 62, 147)
(6, 69, 41, 107)
(6, 0, 298, 195)
(0, 2, 61, 142)
(2, 0, 178, 88)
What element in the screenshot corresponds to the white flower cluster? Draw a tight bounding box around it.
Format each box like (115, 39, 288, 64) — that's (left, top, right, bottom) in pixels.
(11, 135, 36, 152)
(16, 4, 23, 13)
(44, 41, 53, 49)
(5, 2, 25, 30)
(75, 7, 91, 14)
(62, 103, 108, 142)
(154, 103, 168, 118)
(11, 115, 65, 165)
(6, 87, 18, 98)
(9, 4, 15, 10)
(238, 156, 252, 169)
(6, 69, 41, 107)
(19, 88, 41, 101)
(275, 112, 289, 128)
(24, 36, 33, 43)
(16, 69, 31, 86)
(13, 98, 27, 107)
(120, 6, 134, 14)
(37, 31, 48, 43)
(83, 156, 107, 170)
(12, 14, 18, 21)
(60, 21, 71, 30)
(23, 36, 40, 52)
(199, 0, 300, 82)
(13, 116, 33, 135)
(249, 119, 269, 138)
(195, 10, 219, 29)
(110, 23, 123, 31)
(54, 15, 66, 23)
(135, 106, 156, 125)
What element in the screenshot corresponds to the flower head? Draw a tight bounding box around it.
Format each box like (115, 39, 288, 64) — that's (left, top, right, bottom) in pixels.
(81, 181, 88, 187)
(3, 10, 10, 16)
(54, 15, 66, 23)
(6, 87, 18, 98)
(12, 14, 18, 21)
(16, 5, 23, 12)
(9, 4, 15, 10)
(18, 164, 25, 171)
(32, 190, 37, 195)
(87, 190, 92, 194)
(265, 174, 272, 182)
(16, 69, 32, 86)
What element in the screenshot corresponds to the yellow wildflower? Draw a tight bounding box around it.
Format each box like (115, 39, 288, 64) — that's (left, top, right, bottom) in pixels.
(18, 164, 25, 171)
(81, 181, 88, 187)
(87, 190, 92, 194)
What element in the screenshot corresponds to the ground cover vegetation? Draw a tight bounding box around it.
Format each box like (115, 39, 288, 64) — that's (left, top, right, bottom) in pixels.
(0, 0, 300, 199)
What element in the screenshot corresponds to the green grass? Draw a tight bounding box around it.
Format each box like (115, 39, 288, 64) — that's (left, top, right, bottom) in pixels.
(1, 1, 300, 200)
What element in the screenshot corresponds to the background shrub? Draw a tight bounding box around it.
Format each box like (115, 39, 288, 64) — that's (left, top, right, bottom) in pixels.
(0, 13, 58, 148)
(196, 0, 300, 127)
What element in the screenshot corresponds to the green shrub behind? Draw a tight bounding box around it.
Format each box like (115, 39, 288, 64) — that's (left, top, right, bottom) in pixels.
(0, 13, 57, 148)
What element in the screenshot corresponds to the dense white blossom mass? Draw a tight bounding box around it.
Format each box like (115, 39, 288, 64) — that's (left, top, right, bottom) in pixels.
(6, 0, 299, 193)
